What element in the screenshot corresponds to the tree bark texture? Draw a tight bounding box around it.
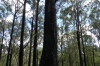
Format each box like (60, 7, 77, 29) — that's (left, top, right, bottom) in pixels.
(39, 0, 58, 66)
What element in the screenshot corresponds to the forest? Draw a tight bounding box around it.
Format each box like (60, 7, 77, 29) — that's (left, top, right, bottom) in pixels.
(0, 0, 100, 66)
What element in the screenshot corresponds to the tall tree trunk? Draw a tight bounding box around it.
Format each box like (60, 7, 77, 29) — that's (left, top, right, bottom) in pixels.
(9, 49, 13, 66)
(6, 5, 17, 66)
(61, 36, 64, 66)
(98, 31, 100, 51)
(39, 0, 58, 66)
(84, 41, 89, 66)
(75, 4, 83, 66)
(32, 0, 39, 66)
(0, 13, 5, 60)
(28, 11, 34, 66)
(67, 37, 72, 66)
(19, 0, 26, 66)
(60, 22, 64, 66)
(28, 0, 35, 66)
(0, 24, 4, 60)
(80, 27, 87, 66)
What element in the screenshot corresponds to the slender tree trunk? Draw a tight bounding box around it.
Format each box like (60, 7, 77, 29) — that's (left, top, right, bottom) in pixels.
(85, 41, 89, 66)
(28, 12, 34, 66)
(75, 4, 83, 66)
(28, 0, 36, 66)
(92, 45, 95, 66)
(19, 0, 26, 66)
(32, 0, 39, 66)
(28, 18, 33, 66)
(0, 13, 5, 60)
(9, 49, 13, 66)
(0, 25, 4, 60)
(80, 28, 87, 66)
(67, 37, 72, 66)
(39, 0, 58, 66)
(6, 5, 17, 66)
(61, 37, 64, 66)
(61, 24, 64, 66)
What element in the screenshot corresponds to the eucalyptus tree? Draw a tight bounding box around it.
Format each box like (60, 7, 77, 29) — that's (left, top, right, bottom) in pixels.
(6, 4, 17, 66)
(19, 0, 27, 66)
(0, 14, 5, 61)
(74, 1, 84, 66)
(39, 0, 58, 66)
(0, 0, 15, 63)
(32, 0, 40, 66)
(0, 1, 9, 60)
(28, 6, 34, 66)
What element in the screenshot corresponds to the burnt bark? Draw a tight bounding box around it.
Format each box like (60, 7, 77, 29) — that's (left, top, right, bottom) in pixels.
(39, 0, 58, 66)
(19, 0, 26, 66)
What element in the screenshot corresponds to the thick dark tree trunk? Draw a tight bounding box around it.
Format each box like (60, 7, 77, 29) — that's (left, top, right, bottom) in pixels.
(32, 0, 39, 66)
(6, 5, 17, 66)
(19, 0, 26, 66)
(39, 0, 58, 66)
(75, 4, 83, 66)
